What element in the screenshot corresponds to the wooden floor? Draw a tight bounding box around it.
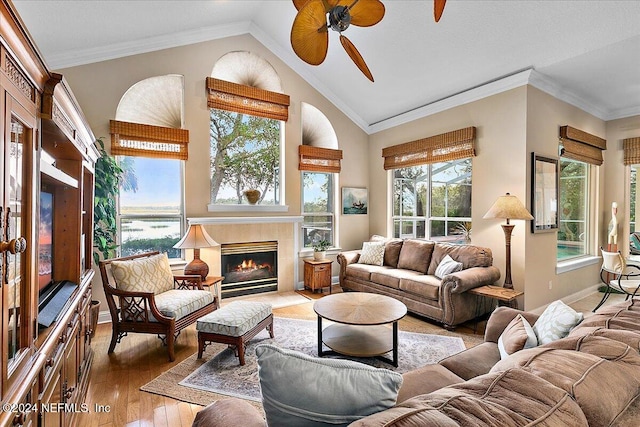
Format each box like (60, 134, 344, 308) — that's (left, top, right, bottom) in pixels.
(76, 287, 626, 427)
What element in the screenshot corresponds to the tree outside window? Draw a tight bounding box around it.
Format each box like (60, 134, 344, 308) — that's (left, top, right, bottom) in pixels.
(118, 156, 183, 258)
(557, 158, 589, 261)
(209, 109, 281, 204)
(392, 159, 472, 242)
(302, 172, 334, 248)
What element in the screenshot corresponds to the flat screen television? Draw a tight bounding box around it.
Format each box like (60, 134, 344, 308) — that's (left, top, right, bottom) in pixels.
(38, 190, 53, 292)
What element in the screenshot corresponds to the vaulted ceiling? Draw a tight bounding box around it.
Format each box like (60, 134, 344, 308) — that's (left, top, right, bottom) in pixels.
(14, 1, 640, 134)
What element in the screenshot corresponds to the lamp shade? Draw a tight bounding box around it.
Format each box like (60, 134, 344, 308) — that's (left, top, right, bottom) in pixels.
(483, 193, 533, 221)
(173, 224, 218, 249)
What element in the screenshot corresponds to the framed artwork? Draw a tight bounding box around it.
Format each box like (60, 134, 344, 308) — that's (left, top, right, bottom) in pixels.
(531, 153, 559, 233)
(342, 187, 368, 215)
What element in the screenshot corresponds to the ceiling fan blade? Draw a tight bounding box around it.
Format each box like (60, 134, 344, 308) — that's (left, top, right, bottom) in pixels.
(293, 0, 336, 12)
(434, 0, 447, 22)
(339, 34, 374, 82)
(337, 0, 385, 27)
(291, 0, 330, 65)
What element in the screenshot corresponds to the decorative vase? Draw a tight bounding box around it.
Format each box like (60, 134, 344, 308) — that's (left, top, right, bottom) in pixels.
(314, 251, 326, 260)
(244, 189, 261, 205)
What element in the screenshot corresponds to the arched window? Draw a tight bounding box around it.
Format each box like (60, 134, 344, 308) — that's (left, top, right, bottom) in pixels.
(206, 51, 289, 208)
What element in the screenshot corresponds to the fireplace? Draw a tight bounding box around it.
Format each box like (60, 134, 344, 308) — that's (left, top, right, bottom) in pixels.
(220, 241, 278, 298)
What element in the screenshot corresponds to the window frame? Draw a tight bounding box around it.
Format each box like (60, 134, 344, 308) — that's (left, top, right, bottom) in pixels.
(301, 171, 336, 250)
(556, 157, 591, 263)
(391, 159, 472, 242)
(117, 155, 186, 261)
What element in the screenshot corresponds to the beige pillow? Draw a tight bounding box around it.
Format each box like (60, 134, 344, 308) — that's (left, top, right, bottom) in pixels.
(111, 253, 174, 295)
(358, 241, 385, 266)
(497, 314, 537, 359)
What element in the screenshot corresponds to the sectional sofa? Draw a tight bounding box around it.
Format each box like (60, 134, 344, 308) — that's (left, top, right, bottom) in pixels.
(192, 299, 640, 426)
(337, 237, 501, 329)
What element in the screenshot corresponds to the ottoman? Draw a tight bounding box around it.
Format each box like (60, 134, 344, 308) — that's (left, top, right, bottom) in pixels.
(196, 300, 273, 365)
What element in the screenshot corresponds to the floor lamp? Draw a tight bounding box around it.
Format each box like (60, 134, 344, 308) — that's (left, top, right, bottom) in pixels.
(173, 223, 218, 279)
(483, 193, 533, 289)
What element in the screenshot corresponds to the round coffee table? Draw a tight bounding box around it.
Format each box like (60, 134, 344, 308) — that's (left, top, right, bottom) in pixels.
(313, 292, 407, 367)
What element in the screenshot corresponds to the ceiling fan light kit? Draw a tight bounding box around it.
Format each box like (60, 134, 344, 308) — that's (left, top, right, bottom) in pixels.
(291, 0, 446, 82)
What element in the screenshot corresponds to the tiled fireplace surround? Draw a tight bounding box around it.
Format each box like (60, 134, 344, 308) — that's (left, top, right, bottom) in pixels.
(188, 216, 303, 294)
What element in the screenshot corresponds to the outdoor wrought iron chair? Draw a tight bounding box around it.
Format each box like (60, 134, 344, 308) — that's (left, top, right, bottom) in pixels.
(593, 247, 640, 312)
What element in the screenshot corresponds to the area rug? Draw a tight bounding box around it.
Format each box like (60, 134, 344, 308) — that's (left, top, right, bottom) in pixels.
(140, 317, 466, 406)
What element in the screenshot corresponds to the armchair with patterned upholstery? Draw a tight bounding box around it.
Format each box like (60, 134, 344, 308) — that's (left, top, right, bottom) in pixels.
(99, 251, 218, 361)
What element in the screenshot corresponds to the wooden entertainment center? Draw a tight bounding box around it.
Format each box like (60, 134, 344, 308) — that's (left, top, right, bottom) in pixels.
(0, 1, 97, 426)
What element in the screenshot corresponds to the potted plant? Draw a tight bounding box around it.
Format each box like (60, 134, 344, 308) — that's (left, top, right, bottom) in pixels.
(312, 239, 330, 260)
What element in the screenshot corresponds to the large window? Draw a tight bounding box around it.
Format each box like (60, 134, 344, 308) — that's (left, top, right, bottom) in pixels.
(392, 159, 472, 242)
(209, 109, 282, 205)
(557, 158, 589, 261)
(118, 156, 183, 258)
(302, 172, 334, 248)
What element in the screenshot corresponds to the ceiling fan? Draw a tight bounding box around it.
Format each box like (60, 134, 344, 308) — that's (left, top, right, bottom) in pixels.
(290, 0, 447, 82)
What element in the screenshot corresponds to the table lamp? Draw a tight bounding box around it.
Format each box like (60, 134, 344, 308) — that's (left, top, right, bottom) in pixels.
(483, 193, 533, 289)
(173, 223, 218, 279)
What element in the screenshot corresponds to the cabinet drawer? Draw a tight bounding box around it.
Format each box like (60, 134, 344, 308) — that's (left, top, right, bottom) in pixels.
(314, 264, 330, 272)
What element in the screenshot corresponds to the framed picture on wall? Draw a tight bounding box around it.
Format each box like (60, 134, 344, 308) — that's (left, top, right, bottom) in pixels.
(531, 153, 559, 233)
(342, 187, 368, 215)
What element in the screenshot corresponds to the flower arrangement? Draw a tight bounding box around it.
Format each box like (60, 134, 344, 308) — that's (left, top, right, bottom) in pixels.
(312, 239, 330, 252)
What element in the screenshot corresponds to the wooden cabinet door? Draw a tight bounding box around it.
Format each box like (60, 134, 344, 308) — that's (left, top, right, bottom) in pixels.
(39, 359, 64, 427)
(1, 93, 37, 393)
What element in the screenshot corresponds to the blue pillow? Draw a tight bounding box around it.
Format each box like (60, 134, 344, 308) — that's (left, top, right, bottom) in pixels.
(256, 344, 403, 427)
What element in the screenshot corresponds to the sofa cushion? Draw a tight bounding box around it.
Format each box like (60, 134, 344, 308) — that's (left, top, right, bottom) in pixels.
(346, 264, 391, 282)
(256, 344, 403, 427)
(369, 269, 424, 291)
(351, 368, 588, 427)
(568, 326, 640, 352)
(154, 289, 214, 321)
(111, 252, 174, 295)
(396, 363, 464, 404)
(491, 344, 640, 427)
(434, 254, 463, 279)
(193, 398, 265, 427)
(439, 341, 501, 380)
(398, 275, 440, 301)
(428, 242, 493, 275)
(533, 300, 583, 345)
(369, 235, 404, 267)
(397, 239, 434, 273)
(358, 241, 385, 266)
(497, 314, 537, 359)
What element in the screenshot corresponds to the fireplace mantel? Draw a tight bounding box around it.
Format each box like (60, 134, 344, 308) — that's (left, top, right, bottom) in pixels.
(189, 216, 303, 225)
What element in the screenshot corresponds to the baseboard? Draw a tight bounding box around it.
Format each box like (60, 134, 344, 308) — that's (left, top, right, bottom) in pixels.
(529, 283, 600, 315)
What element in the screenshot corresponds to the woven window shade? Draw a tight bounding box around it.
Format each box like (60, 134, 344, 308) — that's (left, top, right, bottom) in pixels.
(559, 125, 606, 166)
(110, 120, 189, 160)
(206, 77, 290, 121)
(382, 127, 476, 170)
(299, 145, 343, 173)
(623, 137, 640, 165)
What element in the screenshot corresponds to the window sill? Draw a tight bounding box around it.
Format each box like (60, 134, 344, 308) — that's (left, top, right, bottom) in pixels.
(556, 255, 600, 274)
(299, 248, 343, 258)
(207, 204, 289, 213)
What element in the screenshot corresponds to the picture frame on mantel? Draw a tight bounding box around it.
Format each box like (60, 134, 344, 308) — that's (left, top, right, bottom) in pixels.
(342, 187, 368, 215)
(531, 153, 559, 233)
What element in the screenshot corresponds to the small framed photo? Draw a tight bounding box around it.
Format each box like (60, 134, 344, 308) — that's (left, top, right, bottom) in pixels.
(342, 187, 368, 215)
(531, 153, 559, 233)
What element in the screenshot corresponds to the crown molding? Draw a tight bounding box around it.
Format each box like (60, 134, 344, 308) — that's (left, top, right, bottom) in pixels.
(47, 21, 253, 70)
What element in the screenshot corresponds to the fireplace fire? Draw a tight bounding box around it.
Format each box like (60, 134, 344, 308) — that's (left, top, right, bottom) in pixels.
(220, 241, 277, 298)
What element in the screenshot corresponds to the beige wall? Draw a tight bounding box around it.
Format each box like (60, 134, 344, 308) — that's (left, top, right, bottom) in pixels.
(604, 115, 640, 253)
(368, 87, 529, 305)
(60, 34, 369, 307)
(60, 33, 636, 314)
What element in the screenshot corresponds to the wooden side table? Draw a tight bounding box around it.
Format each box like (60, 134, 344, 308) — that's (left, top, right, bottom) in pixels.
(304, 259, 333, 294)
(468, 285, 524, 333)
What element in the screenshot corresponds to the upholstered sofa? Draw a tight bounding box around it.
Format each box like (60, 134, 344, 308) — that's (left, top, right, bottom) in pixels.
(337, 237, 501, 329)
(192, 299, 640, 427)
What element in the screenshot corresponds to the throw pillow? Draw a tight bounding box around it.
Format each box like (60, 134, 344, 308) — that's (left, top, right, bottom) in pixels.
(533, 300, 583, 345)
(256, 344, 403, 427)
(497, 314, 538, 359)
(434, 254, 463, 279)
(358, 241, 385, 266)
(111, 252, 174, 295)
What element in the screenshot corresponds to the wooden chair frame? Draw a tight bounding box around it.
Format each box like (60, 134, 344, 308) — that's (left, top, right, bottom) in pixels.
(99, 251, 218, 361)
